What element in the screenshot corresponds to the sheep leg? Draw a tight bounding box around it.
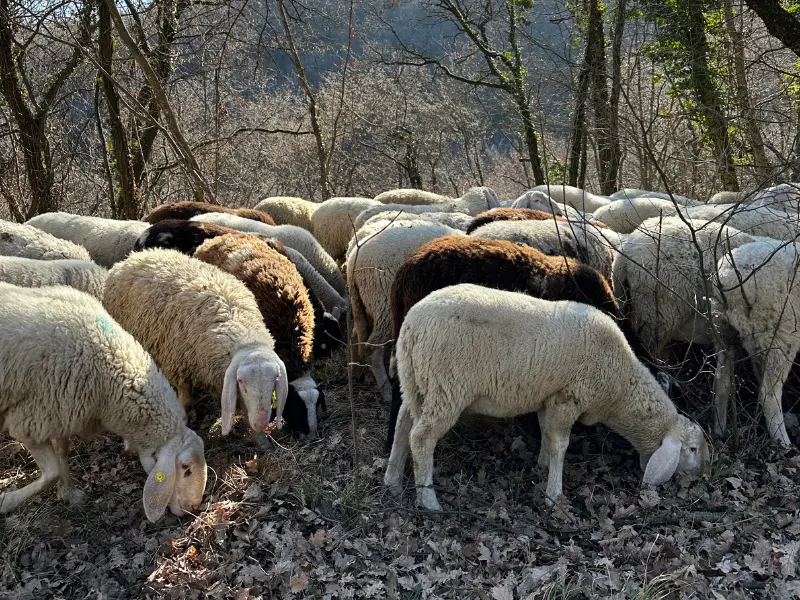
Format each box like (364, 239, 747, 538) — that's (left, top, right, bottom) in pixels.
(369, 345, 392, 404)
(176, 380, 193, 408)
(384, 402, 413, 495)
(51, 439, 85, 505)
(539, 407, 573, 506)
(713, 344, 736, 438)
(759, 348, 793, 446)
(537, 407, 551, 468)
(409, 411, 460, 512)
(0, 442, 63, 514)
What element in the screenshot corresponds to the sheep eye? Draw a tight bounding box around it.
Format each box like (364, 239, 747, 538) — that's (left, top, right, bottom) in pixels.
(689, 447, 697, 453)
(184, 467, 193, 477)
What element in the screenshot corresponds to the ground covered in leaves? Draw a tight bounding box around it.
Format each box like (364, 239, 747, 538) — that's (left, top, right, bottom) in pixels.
(2, 349, 800, 599)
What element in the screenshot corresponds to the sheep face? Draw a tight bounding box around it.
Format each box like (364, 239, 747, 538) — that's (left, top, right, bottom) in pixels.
(277, 375, 327, 439)
(141, 427, 207, 522)
(313, 311, 343, 358)
(221, 348, 289, 435)
(640, 415, 709, 486)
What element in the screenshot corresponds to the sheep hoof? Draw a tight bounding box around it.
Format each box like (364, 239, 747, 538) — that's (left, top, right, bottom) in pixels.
(383, 472, 402, 497)
(60, 488, 86, 506)
(416, 488, 441, 512)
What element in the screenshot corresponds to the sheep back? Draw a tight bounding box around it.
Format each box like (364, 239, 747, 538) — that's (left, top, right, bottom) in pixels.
(143, 201, 276, 225)
(375, 189, 452, 206)
(311, 197, 382, 262)
(253, 196, 318, 231)
(0, 219, 91, 261)
(0, 256, 107, 299)
(467, 207, 567, 234)
(194, 233, 314, 380)
(103, 249, 273, 399)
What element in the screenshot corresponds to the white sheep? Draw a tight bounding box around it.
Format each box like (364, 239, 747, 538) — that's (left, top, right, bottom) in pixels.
(610, 188, 700, 206)
(612, 216, 755, 360)
(346, 221, 462, 401)
(385, 283, 709, 509)
(532, 184, 611, 213)
(353, 187, 501, 233)
(0, 283, 207, 521)
(593, 197, 681, 233)
(310, 196, 380, 263)
(189, 212, 346, 296)
(749, 183, 800, 214)
(510, 190, 564, 215)
(374, 189, 452, 205)
(713, 239, 800, 445)
(0, 256, 107, 299)
(361, 211, 472, 232)
(470, 218, 615, 280)
(26, 212, 149, 268)
(253, 196, 318, 231)
(709, 191, 746, 204)
(0, 219, 91, 261)
(684, 203, 800, 241)
(103, 249, 289, 439)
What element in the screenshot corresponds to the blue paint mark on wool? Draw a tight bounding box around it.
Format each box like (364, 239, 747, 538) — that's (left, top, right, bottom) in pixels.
(96, 315, 116, 335)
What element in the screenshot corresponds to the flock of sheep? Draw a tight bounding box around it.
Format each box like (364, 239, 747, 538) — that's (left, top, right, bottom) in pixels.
(0, 181, 798, 519)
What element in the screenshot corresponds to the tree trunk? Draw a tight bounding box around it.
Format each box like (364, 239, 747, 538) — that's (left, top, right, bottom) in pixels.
(99, 0, 139, 219)
(609, 0, 626, 190)
(724, 0, 770, 181)
(568, 57, 592, 187)
(518, 97, 545, 185)
(685, 0, 740, 191)
(743, 0, 800, 58)
(587, 0, 620, 195)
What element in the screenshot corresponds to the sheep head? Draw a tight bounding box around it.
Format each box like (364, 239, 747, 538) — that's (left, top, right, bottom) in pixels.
(640, 415, 709, 485)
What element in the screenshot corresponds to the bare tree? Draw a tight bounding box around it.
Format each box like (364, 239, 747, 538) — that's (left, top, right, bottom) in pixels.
(0, 0, 94, 219)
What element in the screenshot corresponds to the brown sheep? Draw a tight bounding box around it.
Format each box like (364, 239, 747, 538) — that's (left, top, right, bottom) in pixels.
(466, 207, 568, 234)
(143, 201, 276, 226)
(194, 233, 324, 439)
(385, 236, 675, 451)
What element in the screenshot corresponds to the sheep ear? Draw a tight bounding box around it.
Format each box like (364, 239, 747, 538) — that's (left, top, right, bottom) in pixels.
(221, 357, 240, 435)
(142, 440, 178, 522)
(642, 436, 682, 486)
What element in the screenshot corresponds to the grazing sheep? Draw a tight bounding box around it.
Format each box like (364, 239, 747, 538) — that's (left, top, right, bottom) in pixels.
(385, 284, 709, 509)
(510, 190, 565, 215)
(133, 219, 240, 254)
(532, 184, 610, 213)
(103, 249, 289, 441)
(612, 216, 755, 360)
(713, 239, 800, 445)
(374, 189, 452, 206)
(684, 203, 800, 242)
(611, 188, 700, 206)
(133, 219, 345, 357)
(385, 236, 674, 451)
(352, 187, 501, 233)
(362, 211, 472, 231)
(310, 196, 380, 263)
(0, 283, 207, 521)
(189, 213, 346, 296)
(253, 196, 318, 231)
(470, 218, 616, 280)
(142, 201, 276, 226)
(467, 207, 568, 234)
(709, 191, 746, 204)
(0, 219, 91, 261)
(592, 197, 681, 233)
(347, 222, 461, 401)
(194, 233, 324, 439)
(27, 212, 148, 268)
(0, 256, 107, 299)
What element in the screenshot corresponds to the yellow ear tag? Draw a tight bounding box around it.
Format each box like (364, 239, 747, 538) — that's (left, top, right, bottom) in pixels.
(321, 343, 327, 350)
(155, 471, 165, 483)
(271, 389, 278, 409)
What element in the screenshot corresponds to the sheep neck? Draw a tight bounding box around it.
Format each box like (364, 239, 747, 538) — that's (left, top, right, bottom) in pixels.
(594, 365, 677, 456)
